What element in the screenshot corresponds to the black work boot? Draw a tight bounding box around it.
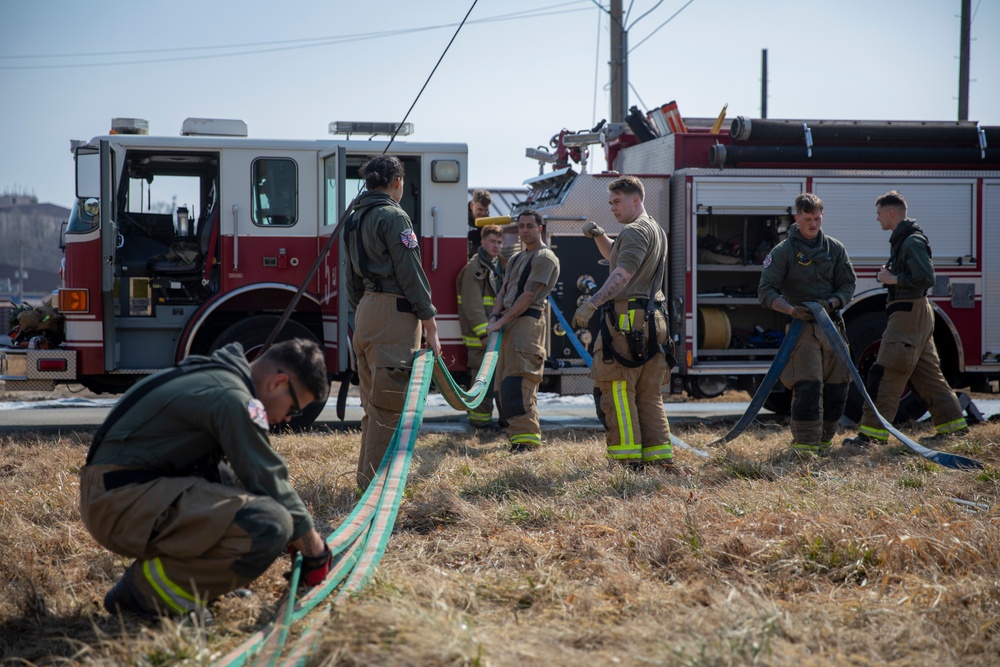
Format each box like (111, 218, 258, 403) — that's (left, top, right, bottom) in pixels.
(104, 567, 159, 620)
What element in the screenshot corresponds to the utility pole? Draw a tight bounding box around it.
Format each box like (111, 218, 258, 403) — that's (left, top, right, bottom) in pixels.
(761, 49, 768, 119)
(609, 0, 628, 124)
(958, 0, 971, 121)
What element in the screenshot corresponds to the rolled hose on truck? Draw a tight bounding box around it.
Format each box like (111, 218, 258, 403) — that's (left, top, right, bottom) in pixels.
(214, 333, 502, 667)
(705, 303, 983, 471)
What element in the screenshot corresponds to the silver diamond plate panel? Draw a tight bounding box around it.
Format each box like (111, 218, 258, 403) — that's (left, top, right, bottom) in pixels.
(614, 135, 676, 175)
(24, 349, 77, 380)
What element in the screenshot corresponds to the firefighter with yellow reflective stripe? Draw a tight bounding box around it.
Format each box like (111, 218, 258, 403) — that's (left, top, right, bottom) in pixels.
(843, 190, 968, 448)
(573, 176, 673, 470)
(80, 340, 332, 621)
(456, 225, 504, 428)
(487, 210, 560, 452)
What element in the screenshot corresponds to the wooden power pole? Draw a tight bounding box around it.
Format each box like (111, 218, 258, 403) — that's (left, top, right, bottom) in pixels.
(958, 0, 971, 121)
(609, 0, 628, 124)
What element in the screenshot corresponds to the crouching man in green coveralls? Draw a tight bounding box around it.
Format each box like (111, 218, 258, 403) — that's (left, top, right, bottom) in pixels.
(573, 175, 674, 469)
(758, 193, 856, 456)
(80, 339, 332, 621)
(486, 210, 560, 452)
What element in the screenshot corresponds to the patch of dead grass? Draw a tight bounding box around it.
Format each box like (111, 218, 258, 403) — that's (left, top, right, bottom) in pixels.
(1, 419, 999, 665)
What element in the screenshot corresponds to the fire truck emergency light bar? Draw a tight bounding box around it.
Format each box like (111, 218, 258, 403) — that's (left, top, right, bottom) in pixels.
(329, 121, 414, 137)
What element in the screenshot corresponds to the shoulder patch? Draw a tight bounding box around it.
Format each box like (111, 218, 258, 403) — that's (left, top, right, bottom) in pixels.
(400, 229, 419, 249)
(762, 254, 773, 268)
(247, 398, 270, 430)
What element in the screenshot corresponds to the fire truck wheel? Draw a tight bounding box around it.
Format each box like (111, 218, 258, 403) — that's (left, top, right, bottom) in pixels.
(843, 311, 928, 424)
(209, 315, 328, 431)
(684, 375, 727, 399)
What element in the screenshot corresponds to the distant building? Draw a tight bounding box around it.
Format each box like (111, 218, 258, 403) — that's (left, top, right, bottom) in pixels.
(0, 191, 69, 305)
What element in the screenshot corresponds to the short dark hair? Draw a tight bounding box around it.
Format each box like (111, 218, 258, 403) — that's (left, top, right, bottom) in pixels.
(876, 190, 907, 213)
(608, 175, 644, 200)
(795, 193, 824, 214)
(360, 155, 405, 190)
(261, 338, 329, 403)
(472, 189, 492, 206)
(480, 224, 503, 239)
(517, 209, 543, 226)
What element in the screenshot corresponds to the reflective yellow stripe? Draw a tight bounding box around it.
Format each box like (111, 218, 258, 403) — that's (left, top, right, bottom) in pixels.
(618, 313, 627, 330)
(456, 295, 463, 304)
(468, 410, 491, 419)
(472, 322, 488, 336)
(611, 380, 635, 449)
(463, 336, 484, 348)
(935, 418, 968, 434)
(859, 425, 889, 441)
(482, 296, 495, 306)
(642, 443, 672, 462)
(142, 558, 198, 614)
(607, 443, 642, 459)
(510, 434, 540, 444)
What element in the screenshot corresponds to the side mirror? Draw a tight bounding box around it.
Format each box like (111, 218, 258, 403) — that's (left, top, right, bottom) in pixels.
(75, 147, 100, 199)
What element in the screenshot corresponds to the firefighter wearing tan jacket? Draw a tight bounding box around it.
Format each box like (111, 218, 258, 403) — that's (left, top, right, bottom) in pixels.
(573, 176, 673, 469)
(346, 155, 442, 491)
(456, 224, 504, 427)
(80, 340, 331, 621)
(487, 211, 560, 452)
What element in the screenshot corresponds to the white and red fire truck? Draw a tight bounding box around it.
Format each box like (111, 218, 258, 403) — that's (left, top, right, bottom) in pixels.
(0, 117, 478, 423)
(515, 113, 1000, 421)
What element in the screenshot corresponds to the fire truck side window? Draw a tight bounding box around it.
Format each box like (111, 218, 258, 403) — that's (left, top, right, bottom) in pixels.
(252, 158, 298, 227)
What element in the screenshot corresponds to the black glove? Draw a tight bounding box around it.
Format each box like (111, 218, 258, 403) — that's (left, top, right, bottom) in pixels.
(790, 306, 814, 321)
(824, 298, 840, 314)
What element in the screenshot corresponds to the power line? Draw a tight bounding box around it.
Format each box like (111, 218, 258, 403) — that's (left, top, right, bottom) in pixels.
(628, 0, 696, 54)
(627, 0, 665, 30)
(0, 2, 590, 70)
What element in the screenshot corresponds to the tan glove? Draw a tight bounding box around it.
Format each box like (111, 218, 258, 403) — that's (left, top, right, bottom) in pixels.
(572, 300, 598, 329)
(582, 221, 606, 238)
(790, 305, 814, 321)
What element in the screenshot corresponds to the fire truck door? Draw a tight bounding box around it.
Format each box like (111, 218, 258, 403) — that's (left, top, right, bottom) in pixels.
(74, 140, 117, 370)
(319, 146, 349, 372)
(99, 140, 117, 370)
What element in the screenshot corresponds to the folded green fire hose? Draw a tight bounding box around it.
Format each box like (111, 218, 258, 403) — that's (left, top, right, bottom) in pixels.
(214, 332, 502, 666)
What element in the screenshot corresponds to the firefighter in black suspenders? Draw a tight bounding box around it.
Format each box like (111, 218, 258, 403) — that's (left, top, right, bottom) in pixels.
(345, 155, 442, 491)
(573, 176, 674, 469)
(457, 224, 504, 428)
(843, 190, 968, 447)
(486, 210, 560, 452)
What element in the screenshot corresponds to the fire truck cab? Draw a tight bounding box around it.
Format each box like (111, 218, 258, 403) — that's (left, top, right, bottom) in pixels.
(1, 117, 470, 422)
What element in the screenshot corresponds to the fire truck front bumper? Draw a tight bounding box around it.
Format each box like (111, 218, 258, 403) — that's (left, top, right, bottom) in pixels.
(0, 347, 77, 391)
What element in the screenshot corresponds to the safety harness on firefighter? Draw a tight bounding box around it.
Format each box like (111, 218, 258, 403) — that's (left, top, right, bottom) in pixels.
(598, 226, 670, 368)
(886, 221, 932, 301)
(343, 200, 387, 293)
(501, 250, 543, 319)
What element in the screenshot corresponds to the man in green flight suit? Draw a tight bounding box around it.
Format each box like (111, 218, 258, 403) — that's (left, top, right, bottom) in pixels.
(758, 193, 856, 456)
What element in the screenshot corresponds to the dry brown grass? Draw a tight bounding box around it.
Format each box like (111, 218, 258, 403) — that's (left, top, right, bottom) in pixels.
(2, 416, 999, 666)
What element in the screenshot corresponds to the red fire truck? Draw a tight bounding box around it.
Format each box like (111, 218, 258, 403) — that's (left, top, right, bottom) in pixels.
(516, 114, 1000, 421)
(0, 117, 476, 423)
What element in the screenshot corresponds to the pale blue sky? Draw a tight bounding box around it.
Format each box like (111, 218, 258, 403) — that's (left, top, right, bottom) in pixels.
(1, 0, 997, 208)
